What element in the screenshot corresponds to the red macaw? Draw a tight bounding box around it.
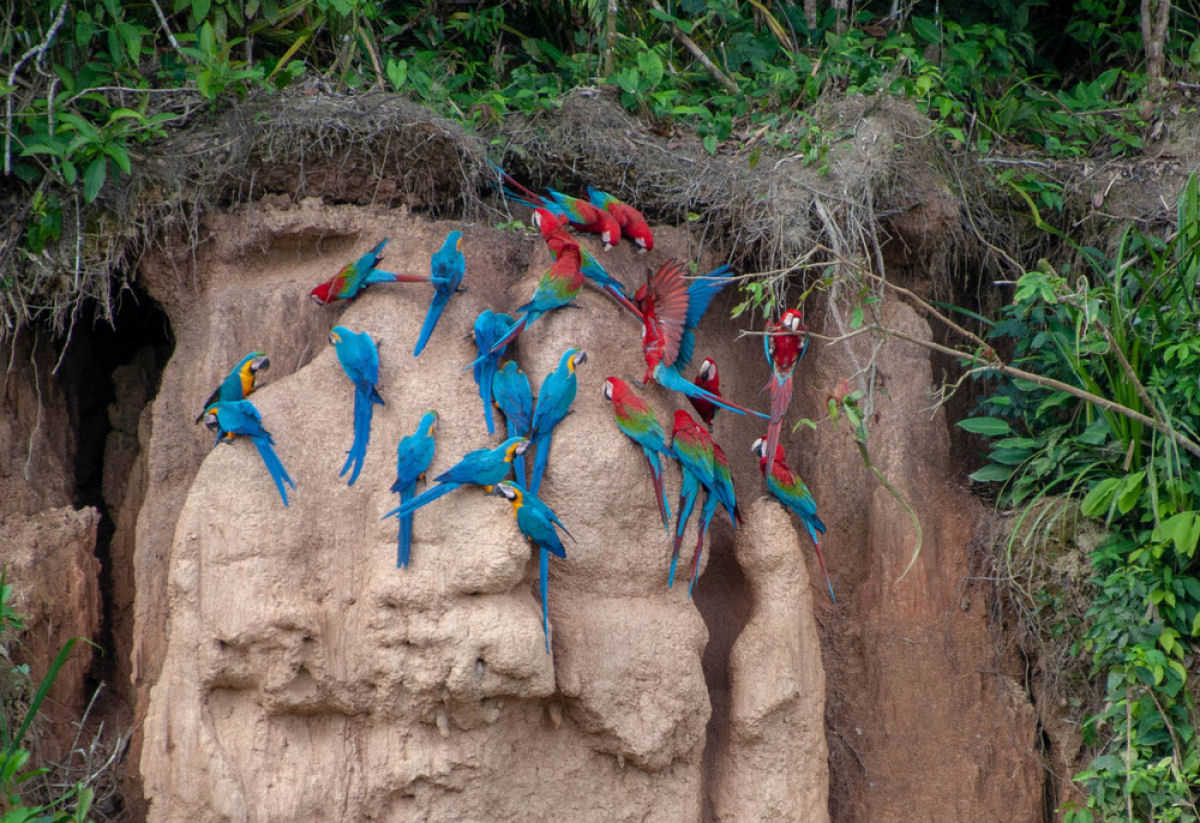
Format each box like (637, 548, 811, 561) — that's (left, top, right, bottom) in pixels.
(751, 437, 834, 602)
(477, 244, 585, 358)
(488, 160, 621, 249)
(669, 409, 716, 588)
(603, 377, 673, 528)
(309, 238, 432, 305)
(639, 261, 767, 419)
(587, 186, 654, 251)
(762, 308, 808, 475)
(687, 357, 720, 430)
(537, 209, 641, 319)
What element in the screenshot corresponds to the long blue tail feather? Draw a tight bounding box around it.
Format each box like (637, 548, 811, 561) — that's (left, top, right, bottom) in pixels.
(398, 483, 415, 567)
(413, 292, 450, 356)
(539, 547, 550, 653)
(382, 479, 460, 519)
(530, 433, 551, 495)
(656, 365, 768, 419)
(252, 435, 295, 506)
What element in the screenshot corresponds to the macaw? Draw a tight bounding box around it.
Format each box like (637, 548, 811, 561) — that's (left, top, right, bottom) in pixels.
(638, 261, 767, 419)
(329, 326, 384, 486)
(669, 409, 716, 588)
(538, 210, 641, 318)
(391, 411, 438, 568)
(752, 437, 835, 602)
(309, 238, 431, 305)
(412, 230, 467, 356)
(194, 351, 270, 423)
(762, 308, 808, 473)
(587, 185, 654, 251)
(490, 480, 572, 652)
(471, 310, 515, 435)
(203, 400, 295, 506)
(488, 160, 621, 249)
(492, 360, 534, 487)
(602, 377, 672, 528)
(687, 357, 720, 430)
(687, 441, 739, 599)
(475, 244, 585, 359)
(381, 436, 529, 519)
(528, 348, 587, 494)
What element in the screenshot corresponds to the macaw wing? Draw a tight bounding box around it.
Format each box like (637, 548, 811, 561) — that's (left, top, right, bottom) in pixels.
(547, 190, 593, 225)
(431, 249, 465, 288)
(518, 506, 567, 558)
(647, 261, 692, 367)
(586, 185, 616, 210)
(675, 265, 734, 370)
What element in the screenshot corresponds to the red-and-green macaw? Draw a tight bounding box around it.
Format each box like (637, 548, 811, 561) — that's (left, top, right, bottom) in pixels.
(488, 160, 621, 249)
(309, 238, 429, 305)
(539, 210, 641, 319)
(492, 360, 533, 487)
(381, 435, 529, 520)
(477, 244, 585, 358)
(603, 377, 673, 529)
(669, 409, 716, 588)
(587, 185, 654, 251)
(203, 399, 295, 506)
(391, 410, 438, 568)
(687, 357, 720, 430)
(194, 351, 270, 423)
(751, 437, 834, 602)
(762, 308, 808, 475)
(639, 261, 767, 419)
(412, 231, 467, 356)
(528, 348, 587, 494)
(688, 441, 739, 599)
(329, 326, 384, 486)
(471, 310, 515, 435)
(490, 480, 573, 653)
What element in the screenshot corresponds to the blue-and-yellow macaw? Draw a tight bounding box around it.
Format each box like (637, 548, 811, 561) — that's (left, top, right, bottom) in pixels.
(638, 261, 767, 418)
(195, 352, 270, 423)
(492, 360, 533, 487)
(471, 310, 515, 435)
(412, 231, 467, 356)
(490, 480, 572, 652)
(329, 326, 384, 486)
(669, 409, 716, 588)
(381, 436, 529, 520)
(752, 437, 834, 602)
(528, 347, 587, 494)
(688, 441, 739, 599)
(203, 399, 295, 506)
(603, 377, 672, 529)
(391, 411, 438, 568)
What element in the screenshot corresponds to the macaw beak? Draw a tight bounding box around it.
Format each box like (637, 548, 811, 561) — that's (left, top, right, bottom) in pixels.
(575, 350, 588, 366)
(750, 437, 764, 456)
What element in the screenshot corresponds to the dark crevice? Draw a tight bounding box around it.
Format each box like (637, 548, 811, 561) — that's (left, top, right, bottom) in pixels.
(691, 522, 752, 823)
(57, 281, 172, 819)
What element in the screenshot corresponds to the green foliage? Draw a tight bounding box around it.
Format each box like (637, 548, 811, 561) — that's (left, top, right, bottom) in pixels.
(964, 175, 1200, 821)
(0, 570, 93, 823)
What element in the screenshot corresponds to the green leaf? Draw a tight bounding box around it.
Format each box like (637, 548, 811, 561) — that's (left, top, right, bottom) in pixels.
(956, 417, 1011, 436)
(1080, 477, 1121, 517)
(386, 58, 407, 91)
(83, 156, 106, 202)
(637, 51, 664, 89)
(702, 134, 717, 155)
(1115, 470, 1145, 515)
(911, 16, 941, 44)
(61, 160, 77, 185)
(193, 0, 211, 21)
(968, 464, 1014, 483)
(104, 143, 131, 174)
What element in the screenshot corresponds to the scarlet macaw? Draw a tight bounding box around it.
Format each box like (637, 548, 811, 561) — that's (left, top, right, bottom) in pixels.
(639, 261, 767, 419)
(687, 441, 739, 599)
(488, 160, 621, 249)
(194, 351, 269, 423)
(381, 436, 529, 519)
(492, 360, 533, 487)
(587, 185, 654, 251)
(203, 400, 295, 506)
(412, 231, 467, 356)
(539, 210, 641, 318)
(328, 325, 384, 486)
(669, 409, 716, 588)
(762, 308, 808, 473)
(391, 410, 438, 568)
(602, 377, 672, 528)
(471, 310, 515, 435)
(478, 244, 585, 358)
(751, 437, 834, 602)
(309, 238, 430, 305)
(490, 480, 573, 652)
(528, 348, 587, 494)
(687, 357, 720, 430)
